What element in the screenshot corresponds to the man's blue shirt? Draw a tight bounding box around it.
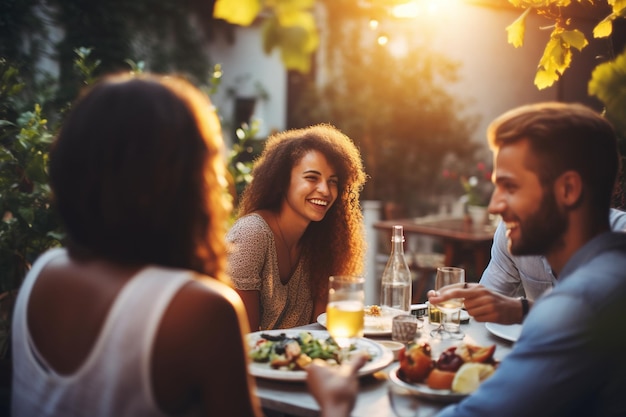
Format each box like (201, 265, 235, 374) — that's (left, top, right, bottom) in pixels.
(439, 231, 626, 416)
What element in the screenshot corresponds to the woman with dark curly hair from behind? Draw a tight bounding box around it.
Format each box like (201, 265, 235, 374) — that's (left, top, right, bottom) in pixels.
(227, 124, 367, 331)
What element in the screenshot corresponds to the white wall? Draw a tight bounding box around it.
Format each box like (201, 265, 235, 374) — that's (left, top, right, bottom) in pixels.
(207, 25, 287, 144)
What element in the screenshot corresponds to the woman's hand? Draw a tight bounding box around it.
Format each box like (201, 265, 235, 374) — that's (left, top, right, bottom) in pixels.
(306, 352, 368, 417)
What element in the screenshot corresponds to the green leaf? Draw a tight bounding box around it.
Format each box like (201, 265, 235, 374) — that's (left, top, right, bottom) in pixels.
(588, 49, 626, 134)
(274, 0, 315, 26)
(506, 8, 531, 48)
(534, 36, 566, 89)
(611, 0, 626, 12)
(214, 0, 261, 26)
(261, 15, 318, 73)
(261, 17, 281, 55)
(560, 29, 588, 51)
(25, 152, 48, 184)
(17, 207, 34, 226)
(594, 16, 614, 38)
(280, 47, 313, 73)
(534, 67, 558, 90)
(533, 28, 587, 90)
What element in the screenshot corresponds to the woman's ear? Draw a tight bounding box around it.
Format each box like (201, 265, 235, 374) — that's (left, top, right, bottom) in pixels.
(555, 170, 583, 208)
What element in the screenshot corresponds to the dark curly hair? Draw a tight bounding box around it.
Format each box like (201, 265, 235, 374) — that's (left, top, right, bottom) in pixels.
(237, 124, 367, 303)
(49, 73, 231, 282)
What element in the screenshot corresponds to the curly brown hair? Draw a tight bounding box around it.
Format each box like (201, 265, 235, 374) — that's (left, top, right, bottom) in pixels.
(49, 73, 231, 282)
(237, 124, 367, 303)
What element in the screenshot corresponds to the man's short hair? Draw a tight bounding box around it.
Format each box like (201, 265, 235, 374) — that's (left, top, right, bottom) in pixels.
(487, 102, 618, 212)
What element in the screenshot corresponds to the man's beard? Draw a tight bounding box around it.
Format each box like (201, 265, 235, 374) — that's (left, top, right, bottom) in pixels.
(509, 190, 568, 256)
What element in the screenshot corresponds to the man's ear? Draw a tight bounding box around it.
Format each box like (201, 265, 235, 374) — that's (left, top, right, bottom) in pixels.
(554, 170, 583, 208)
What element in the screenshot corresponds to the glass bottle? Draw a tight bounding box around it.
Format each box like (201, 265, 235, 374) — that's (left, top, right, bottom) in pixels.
(381, 225, 412, 312)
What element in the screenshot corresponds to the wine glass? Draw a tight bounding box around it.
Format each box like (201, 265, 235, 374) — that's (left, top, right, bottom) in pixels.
(429, 267, 465, 340)
(326, 275, 365, 362)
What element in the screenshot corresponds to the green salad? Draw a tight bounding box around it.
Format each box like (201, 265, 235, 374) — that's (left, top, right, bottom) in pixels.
(249, 331, 362, 371)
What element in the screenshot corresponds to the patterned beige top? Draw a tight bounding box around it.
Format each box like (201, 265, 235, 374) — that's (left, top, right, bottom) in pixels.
(226, 213, 313, 330)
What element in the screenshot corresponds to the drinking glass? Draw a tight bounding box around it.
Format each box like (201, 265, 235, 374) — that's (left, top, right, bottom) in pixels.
(429, 267, 465, 340)
(392, 314, 420, 345)
(326, 275, 365, 362)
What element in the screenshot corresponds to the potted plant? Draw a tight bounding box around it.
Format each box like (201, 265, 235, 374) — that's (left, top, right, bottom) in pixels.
(460, 162, 493, 225)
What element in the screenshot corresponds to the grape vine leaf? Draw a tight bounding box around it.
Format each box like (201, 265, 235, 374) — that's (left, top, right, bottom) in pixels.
(214, 0, 317, 73)
(534, 29, 587, 89)
(214, 0, 261, 26)
(588, 49, 626, 133)
(262, 12, 318, 73)
(506, 8, 531, 47)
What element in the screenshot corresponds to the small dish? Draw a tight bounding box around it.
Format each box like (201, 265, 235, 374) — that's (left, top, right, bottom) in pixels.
(375, 340, 404, 361)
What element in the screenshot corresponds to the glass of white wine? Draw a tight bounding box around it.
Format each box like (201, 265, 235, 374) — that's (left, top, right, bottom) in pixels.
(326, 275, 365, 362)
(429, 267, 465, 340)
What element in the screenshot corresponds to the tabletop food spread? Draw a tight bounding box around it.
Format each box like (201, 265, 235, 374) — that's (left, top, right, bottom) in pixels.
(392, 341, 498, 398)
(246, 329, 394, 381)
(252, 309, 517, 417)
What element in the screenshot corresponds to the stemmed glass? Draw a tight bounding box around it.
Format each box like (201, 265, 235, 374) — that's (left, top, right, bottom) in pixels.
(326, 275, 365, 363)
(429, 267, 465, 340)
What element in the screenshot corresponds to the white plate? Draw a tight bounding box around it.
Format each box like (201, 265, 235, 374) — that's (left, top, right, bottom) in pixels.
(388, 365, 467, 403)
(375, 340, 404, 361)
(485, 322, 522, 342)
(247, 330, 393, 381)
(317, 306, 406, 336)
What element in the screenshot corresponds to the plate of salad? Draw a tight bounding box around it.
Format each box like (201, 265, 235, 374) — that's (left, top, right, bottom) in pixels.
(247, 329, 394, 381)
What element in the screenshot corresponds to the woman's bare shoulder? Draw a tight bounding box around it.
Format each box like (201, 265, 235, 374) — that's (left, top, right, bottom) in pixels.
(174, 275, 246, 321)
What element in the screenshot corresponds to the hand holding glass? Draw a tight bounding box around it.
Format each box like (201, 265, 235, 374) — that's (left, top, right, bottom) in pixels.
(326, 276, 365, 359)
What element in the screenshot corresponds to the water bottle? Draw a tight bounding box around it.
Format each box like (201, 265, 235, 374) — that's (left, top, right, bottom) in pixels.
(381, 225, 412, 312)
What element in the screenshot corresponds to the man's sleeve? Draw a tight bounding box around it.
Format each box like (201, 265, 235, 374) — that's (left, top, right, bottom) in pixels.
(478, 221, 523, 296)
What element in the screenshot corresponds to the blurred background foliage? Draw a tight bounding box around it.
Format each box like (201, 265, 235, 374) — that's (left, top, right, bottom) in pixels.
(288, 4, 480, 215)
(3, 0, 626, 281)
(1, 0, 226, 111)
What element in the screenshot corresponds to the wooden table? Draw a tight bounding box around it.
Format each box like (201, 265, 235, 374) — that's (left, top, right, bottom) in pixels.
(373, 217, 497, 281)
(254, 319, 515, 417)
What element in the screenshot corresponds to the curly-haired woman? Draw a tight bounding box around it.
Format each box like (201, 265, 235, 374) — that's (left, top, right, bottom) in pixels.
(227, 124, 367, 331)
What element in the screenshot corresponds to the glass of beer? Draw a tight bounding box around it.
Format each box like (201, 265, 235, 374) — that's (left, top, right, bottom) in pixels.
(326, 275, 365, 361)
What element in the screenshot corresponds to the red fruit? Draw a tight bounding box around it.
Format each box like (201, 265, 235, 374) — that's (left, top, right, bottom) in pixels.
(436, 350, 464, 372)
(399, 342, 433, 383)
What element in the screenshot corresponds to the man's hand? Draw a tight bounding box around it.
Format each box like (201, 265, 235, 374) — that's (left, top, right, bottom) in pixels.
(428, 283, 529, 324)
(306, 352, 368, 417)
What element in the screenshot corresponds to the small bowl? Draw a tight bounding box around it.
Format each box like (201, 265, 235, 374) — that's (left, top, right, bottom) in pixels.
(376, 340, 404, 361)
